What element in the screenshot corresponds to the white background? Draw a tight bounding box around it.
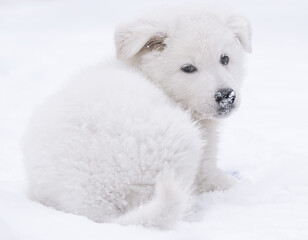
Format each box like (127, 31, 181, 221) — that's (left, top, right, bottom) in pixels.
(0, 0, 308, 239)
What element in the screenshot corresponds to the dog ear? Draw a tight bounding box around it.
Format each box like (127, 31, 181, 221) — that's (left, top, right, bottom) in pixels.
(226, 15, 252, 53)
(114, 20, 168, 61)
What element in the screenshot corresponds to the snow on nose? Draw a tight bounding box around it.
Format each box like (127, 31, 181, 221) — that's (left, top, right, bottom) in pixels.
(214, 88, 236, 108)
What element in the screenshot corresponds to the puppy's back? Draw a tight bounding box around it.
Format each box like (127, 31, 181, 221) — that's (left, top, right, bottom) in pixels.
(22, 61, 203, 224)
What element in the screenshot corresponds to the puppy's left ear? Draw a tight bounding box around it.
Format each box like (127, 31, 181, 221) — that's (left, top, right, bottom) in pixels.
(114, 19, 168, 61)
(226, 15, 252, 53)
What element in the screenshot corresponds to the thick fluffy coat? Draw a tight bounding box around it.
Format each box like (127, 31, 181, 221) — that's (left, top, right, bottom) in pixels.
(23, 6, 251, 228)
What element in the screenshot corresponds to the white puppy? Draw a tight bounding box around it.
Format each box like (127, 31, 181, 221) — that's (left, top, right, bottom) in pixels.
(23, 6, 251, 228)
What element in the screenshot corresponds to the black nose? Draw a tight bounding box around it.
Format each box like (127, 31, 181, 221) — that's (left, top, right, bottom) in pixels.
(214, 88, 236, 108)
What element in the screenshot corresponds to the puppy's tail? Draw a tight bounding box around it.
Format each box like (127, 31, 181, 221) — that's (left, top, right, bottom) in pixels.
(114, 170, 192, 229)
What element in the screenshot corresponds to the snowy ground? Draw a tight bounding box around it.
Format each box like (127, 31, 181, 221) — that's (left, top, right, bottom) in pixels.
(1, 0, 308, 239)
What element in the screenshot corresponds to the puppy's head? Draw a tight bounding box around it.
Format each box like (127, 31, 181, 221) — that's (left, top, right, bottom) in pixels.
(115, 7, 251, 120)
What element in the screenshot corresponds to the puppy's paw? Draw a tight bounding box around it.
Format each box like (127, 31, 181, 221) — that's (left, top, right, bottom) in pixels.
(209, 172, 238, 191)
(196, 171, 238, 193)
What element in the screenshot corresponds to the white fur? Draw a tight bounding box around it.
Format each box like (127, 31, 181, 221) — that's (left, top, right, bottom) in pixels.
(23, 6, 251, 229)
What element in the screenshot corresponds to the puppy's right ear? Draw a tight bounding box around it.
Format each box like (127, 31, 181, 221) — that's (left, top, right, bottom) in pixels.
(226, 15, 252, 53)
(114, 19, 168, 61)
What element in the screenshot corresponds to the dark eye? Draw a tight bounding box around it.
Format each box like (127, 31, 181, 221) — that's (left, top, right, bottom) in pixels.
(181, 64, 197, 73)
(220, 54, 229, 65)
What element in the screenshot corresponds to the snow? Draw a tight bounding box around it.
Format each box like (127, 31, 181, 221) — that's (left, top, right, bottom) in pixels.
(1, 0, 308, 239)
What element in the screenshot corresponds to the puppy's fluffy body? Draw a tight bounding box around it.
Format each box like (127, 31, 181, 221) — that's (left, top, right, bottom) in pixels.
(23, 6, 251, 228)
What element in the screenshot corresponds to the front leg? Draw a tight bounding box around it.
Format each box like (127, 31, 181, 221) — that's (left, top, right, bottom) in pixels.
(195, 119, 237, 194)
(195, 160, 237, 193)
